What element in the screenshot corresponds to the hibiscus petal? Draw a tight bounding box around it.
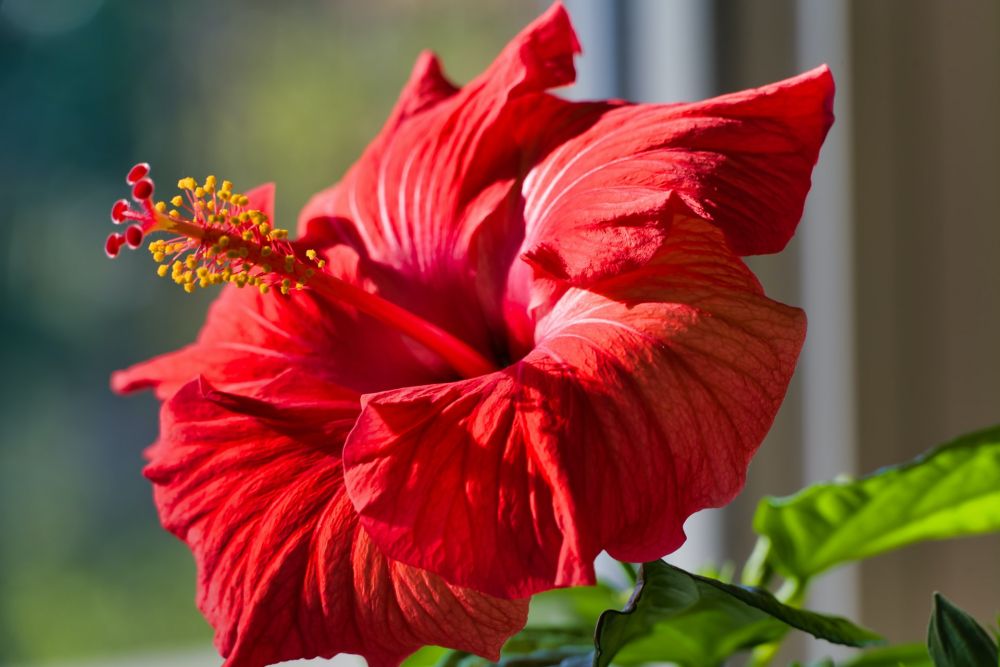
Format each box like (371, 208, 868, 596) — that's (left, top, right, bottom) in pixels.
(149, 377, 527, 667)
(296, 3, 579, 354)
(111, 253, 451, 399)
(343, 216, 805, 598)
(516, 66, 834, 284)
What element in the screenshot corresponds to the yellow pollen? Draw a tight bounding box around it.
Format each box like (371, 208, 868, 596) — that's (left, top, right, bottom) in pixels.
(155, 201, 166, 213)
(171, 195, 184, 207)
(156, 265, 169, 277)
(183, 282, 195, 293)
(305, 249, 317, 260)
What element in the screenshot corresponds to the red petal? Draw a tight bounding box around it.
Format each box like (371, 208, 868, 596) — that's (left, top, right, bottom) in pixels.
(111, 261, 451, 400)
(296, 4, 578, 352)
(150, 378, 527, 667)
(343, 217, 805, 598)
(516, 66, 834, 285)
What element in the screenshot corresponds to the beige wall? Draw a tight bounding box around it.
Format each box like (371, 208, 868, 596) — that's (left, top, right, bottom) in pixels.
(852, 0, 1000, 643)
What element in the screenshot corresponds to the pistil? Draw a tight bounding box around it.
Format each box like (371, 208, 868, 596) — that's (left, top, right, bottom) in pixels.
(107, 164, 496, 379)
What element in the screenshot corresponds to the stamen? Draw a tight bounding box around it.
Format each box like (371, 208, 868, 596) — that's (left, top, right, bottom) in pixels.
(105, 163, 317, 298)
(105, 163, 497, 378)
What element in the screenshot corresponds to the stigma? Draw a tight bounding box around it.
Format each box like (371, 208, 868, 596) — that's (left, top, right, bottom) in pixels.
(106, 163, 324, 296)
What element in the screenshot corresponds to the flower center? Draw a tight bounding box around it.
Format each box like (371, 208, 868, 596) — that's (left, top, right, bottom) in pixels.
(107, 163, 497, 379)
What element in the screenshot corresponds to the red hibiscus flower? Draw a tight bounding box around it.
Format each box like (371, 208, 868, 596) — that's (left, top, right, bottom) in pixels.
(109, 3, 833, 666)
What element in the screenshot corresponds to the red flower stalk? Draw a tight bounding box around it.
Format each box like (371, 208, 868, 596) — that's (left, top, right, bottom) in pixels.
(110, 3, 833, 666)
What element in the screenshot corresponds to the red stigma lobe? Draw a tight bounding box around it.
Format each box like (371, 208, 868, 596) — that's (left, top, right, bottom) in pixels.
(126, 162, 149, 185)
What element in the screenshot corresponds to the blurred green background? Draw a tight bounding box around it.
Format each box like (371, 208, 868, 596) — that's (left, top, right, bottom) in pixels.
(0, 1, 537, 663)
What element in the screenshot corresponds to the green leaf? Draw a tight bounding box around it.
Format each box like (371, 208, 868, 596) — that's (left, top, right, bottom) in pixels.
(429, 585, 623, 667)
(809, 643, 932, 666)
(591, 561, 881, 667)
(432, 625, 595, 667)
(501, 627, 593, 657)
(610, 614, 783, 667)
(434, 648, 591, 667)
(754, 425, 1000, 580)
(527, 584, 626, 629)
(403, 645, 450, 667)
(928, 593, 999, 667)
